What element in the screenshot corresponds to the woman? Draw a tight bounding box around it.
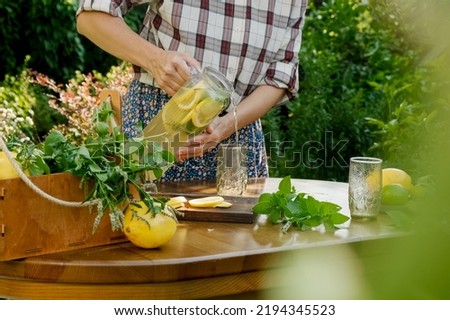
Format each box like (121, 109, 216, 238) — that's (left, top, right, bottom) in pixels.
(76, 1, 307, 181)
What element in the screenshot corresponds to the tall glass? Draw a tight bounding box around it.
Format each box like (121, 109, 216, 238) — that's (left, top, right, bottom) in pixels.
(216, 144, 248, 196)
(348, 157, 383, 220)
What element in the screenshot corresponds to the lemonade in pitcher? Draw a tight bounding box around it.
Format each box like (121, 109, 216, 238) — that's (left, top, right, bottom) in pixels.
(139, 67, 233, 182)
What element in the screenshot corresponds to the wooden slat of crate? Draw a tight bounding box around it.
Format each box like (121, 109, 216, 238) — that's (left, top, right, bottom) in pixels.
(0, 173, 126, 261)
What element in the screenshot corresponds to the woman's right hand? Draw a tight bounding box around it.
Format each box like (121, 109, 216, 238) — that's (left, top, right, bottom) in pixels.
(146, 50, 201, 96)
(76, 11, 200, 96)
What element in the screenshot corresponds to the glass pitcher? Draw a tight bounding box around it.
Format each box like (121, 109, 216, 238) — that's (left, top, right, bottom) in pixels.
(140, 67, 233, 150)
(139, 67, 233, 185)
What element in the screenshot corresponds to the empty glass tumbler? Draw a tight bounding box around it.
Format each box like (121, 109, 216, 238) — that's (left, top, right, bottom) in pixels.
(216, 144, 248, 196)
(348, 157, 383, 219)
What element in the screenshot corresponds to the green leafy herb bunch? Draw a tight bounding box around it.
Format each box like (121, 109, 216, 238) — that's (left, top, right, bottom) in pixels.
(252, 176, 350, 232)
(15, 100, 175, 232)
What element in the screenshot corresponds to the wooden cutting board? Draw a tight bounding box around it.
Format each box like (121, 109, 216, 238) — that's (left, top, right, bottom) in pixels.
(175, 195, 257, 224)
(153, 180, 260, 224)
(152, 194, 258, 224)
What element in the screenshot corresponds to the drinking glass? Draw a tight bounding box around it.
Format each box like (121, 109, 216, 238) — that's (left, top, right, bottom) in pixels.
(216, 144, 248, 196)
(348, 157, 383, 219)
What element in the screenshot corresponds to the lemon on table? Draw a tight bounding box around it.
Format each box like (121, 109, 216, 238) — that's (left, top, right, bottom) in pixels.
(123, 201, 177, 249)
(382, 168, 413, 191)
(381, 184, 410, 205)
(0, 151, 20, 180)
(365, 170, 381, 191)
(188, 196, 225, 208)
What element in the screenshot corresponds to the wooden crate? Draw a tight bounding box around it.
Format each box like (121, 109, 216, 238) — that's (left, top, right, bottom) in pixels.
(0, 173, 126, 261)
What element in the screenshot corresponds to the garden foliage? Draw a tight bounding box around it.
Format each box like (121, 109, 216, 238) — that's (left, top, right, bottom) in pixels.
(1, 0, 447, 183)
(0, 0, 145, 83)
(263, 0, 427, 181)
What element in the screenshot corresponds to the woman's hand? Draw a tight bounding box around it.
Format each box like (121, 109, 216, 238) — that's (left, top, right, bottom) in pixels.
(146, 50, 201, 97)
(176, 115, 233, 161)
(76, 11, 200, 97)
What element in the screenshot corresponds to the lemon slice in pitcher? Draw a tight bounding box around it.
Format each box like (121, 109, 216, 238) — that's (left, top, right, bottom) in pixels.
(178, 108, 196, 125)
(162, 88, 205, 129)
(174, 87, 205, 110)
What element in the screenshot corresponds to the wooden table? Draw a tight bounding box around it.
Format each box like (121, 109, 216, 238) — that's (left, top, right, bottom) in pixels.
(0, 178, 400, 299)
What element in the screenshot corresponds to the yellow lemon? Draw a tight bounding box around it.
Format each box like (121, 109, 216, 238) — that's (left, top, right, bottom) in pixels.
(0, 151, 20, 180)
(365, 171, 382, 191)
(123, 201, 177, 249)
(381, 184, 410, 205)
(382, 168, 413, 191)
(188, 196, 225, 208)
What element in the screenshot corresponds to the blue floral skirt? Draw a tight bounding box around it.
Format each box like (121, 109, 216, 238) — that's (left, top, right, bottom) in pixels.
(122, 80, 268, 181)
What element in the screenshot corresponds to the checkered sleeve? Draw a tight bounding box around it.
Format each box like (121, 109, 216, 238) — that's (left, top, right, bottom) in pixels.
(76, 0, 152, 18)
(263, 0, 307, 102)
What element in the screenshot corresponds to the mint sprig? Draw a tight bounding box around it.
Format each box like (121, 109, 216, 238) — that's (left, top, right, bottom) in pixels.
(15, 100, 175, 233)
(252, 176, 349, 232)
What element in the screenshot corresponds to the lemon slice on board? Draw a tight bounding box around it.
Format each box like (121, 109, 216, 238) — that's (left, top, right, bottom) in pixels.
(214, 201, 233, 208)
(166, 196, 188, 209)
(188, 196, 225, 208)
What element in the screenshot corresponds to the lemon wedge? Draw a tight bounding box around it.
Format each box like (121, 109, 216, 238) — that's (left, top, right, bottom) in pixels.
(188, 196, 225, 208)
(214, 201, 233, 208)
(166, 196, 188, 209)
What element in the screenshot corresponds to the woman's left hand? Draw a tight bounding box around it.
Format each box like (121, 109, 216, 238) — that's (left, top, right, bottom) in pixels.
(176, 115, 232, 161)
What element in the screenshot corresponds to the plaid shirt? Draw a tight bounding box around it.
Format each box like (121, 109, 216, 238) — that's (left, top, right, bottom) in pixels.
(77, 0, 307, 104)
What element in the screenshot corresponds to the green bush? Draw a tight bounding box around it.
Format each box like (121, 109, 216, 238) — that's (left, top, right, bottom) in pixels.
(263, 0, 421, 181)
(0, 66, 37, 141)
(1, 61, 133, 146)
(31, 63, 133, 143)
(0, 1, 84, 82)
(0, 2, 23, 78)
(0, 0, 145, 82)
(366, 0, 450, 180)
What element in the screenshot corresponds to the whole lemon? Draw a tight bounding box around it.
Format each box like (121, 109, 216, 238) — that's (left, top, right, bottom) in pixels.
(382, 168, 413, 191)
(0, 151, 20, 180)
(123, 201, 177, 249)
(381, 184, 410, 205)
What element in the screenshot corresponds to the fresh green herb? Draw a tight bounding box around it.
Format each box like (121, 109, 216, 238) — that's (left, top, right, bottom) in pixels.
(252, 176, 349, 232)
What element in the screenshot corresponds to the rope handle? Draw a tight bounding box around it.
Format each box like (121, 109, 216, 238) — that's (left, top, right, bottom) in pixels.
(0, 133, 95, 207)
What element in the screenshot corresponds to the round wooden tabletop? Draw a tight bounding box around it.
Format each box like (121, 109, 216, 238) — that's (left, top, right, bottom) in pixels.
(0, 178, 399, 299)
